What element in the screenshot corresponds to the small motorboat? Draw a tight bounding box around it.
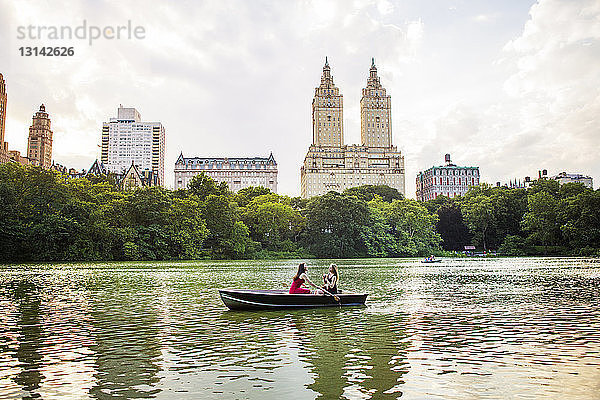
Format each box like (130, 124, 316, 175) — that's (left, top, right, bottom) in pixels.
(219, 289, 368, 311)
(421, 259, 442, 263)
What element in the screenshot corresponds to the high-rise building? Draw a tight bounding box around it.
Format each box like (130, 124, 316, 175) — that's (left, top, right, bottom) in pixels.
(312, 57, 344, 147)
(416, 154, 480, 201)
(0, 73, 6, 147)
(361, 59, 392, 148)
(300, 59, 405, 198)
(174, 153, 278, 192)
(101, 105, 165, 186)
(27, 104, 53, 169)
(0, 73, 9, 164)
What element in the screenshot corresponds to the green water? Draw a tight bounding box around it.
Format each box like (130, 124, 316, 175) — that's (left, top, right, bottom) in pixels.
(1, 258, 599, 399)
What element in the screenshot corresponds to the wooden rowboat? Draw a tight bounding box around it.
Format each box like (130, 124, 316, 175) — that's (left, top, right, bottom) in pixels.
(219, 289, 368, 310)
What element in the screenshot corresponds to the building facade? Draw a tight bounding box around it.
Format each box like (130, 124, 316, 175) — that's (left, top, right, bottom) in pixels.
(551, 172, 593, 189)
(0, 74, 32, 166)
(174, 153, 278, 192)
(300, 59, 405, 198)
(0, 73, 9, 164)
(27, 104, 53, 169)
(101, 105, 165, 186)
(416, 154, 480, 201)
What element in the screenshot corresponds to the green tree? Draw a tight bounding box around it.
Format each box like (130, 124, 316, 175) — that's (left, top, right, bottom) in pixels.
(235, 186, 272, 207)
(240, 194, 305, 250)
(343, 185, 403, 202)
(187, 173, 230, 201)
(436, 202, 471, 251)
(370, 197, 441, 256)
(521, 191, 560, 252)
(462, 194, 495, 251)
(558, 190, 600, 251)
(301, 192, 371, 258)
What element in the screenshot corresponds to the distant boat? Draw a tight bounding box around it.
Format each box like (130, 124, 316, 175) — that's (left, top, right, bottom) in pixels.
(421, 259, 442, 264)
(219, 289, 368, 310)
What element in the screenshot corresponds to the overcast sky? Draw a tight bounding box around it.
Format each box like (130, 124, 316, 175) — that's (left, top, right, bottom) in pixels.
(1, 0, 598, 196)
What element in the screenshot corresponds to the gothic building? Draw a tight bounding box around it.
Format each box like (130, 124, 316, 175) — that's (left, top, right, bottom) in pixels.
(300, 59, 405, 198)
(27, 104, 53, 169)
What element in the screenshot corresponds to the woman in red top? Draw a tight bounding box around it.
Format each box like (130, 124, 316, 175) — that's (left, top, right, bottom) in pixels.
(289, 263, 318, 294)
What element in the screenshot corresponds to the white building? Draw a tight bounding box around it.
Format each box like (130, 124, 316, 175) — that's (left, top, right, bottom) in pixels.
(174, 153, 278, 193)
(101, 105, 165, 186)
(300, 58, 405, 198)
(416, 154, 480, 201)
(552, 172, 593, 189)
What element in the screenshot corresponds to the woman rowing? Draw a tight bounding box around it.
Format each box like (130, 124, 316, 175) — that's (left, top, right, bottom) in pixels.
(289, 263, 320, 294)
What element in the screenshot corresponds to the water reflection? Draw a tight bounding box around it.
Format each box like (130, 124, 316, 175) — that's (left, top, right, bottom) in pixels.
(0, 258, 599, 399)
(10, 279, 44, 399)
(86, 274, 163, 400)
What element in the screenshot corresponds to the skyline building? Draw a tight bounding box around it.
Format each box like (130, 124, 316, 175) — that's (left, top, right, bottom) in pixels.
(300, 58, 405, 199)
(361, 59, 392, 148)
(174, 153, 278, 192)
(312, 58, 344, 147)
(27, 104, 53, 169)
(101, 105, 165, 186)
(551, 172, 593, 189)
(416, 154, 480, 201)
(0, 73, 9, 164)
(0, 73, 6, 148)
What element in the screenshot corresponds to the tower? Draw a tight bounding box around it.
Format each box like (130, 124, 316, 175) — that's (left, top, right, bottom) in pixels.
(27, 104, 53, 169)
(0, 73, 6, 147)
(360, 58, 392, 148)
(102, 106, 165, 186)
(301, 58, 405, 199)
(312, 57, 344, 146)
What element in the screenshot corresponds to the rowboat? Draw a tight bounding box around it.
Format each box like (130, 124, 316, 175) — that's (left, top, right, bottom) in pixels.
(421, 259, 442, 263)
(219, 289, 368, 310)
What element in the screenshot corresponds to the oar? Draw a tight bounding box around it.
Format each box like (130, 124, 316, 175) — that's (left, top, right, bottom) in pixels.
(321, 288, 340, 302)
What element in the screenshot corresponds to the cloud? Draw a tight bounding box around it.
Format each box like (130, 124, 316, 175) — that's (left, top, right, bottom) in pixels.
(1, 0, 597, 197)
(497, 0, 600, 180)
(2, 0, 426, 195)
(408, 0, 600, 192)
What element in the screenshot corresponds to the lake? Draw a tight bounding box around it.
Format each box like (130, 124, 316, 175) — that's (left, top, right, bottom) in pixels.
(1, 257, 599, 399)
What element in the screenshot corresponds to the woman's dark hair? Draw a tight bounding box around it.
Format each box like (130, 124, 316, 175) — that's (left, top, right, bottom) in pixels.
(294, 263, 306, 280)
(330, 264, 339, 278)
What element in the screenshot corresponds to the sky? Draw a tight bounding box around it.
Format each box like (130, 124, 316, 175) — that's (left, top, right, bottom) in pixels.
(0, 0, 598, 196)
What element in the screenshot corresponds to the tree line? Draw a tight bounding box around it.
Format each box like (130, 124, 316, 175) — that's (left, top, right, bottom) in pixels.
(0, 163, 598, 262)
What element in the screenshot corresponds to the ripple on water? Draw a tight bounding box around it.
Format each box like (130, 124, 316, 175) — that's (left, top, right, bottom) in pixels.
(0, 257, 599, 399)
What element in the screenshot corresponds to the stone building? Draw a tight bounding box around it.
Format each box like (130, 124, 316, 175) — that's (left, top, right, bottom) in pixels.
(27, 104, 53, 169)
(416, 154, 480, 201)
(174, 152, 278, 192)
(101, 105, 165, 186)
(300, 59, 405, 198)
(0, 73, 8, 164)
(551, 172, 593, 189)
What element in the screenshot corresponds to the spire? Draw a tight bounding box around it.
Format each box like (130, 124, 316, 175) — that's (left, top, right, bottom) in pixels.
(369, 58, 378, 79)
(39, 104, 45, 112)
(321, 56, 332, 84)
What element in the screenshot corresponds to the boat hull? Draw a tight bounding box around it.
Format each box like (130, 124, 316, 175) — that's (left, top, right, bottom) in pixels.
(219, 289, 368, 310)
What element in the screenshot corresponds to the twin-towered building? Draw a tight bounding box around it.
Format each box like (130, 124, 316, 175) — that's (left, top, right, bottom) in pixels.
(300, 58, 405, 198)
